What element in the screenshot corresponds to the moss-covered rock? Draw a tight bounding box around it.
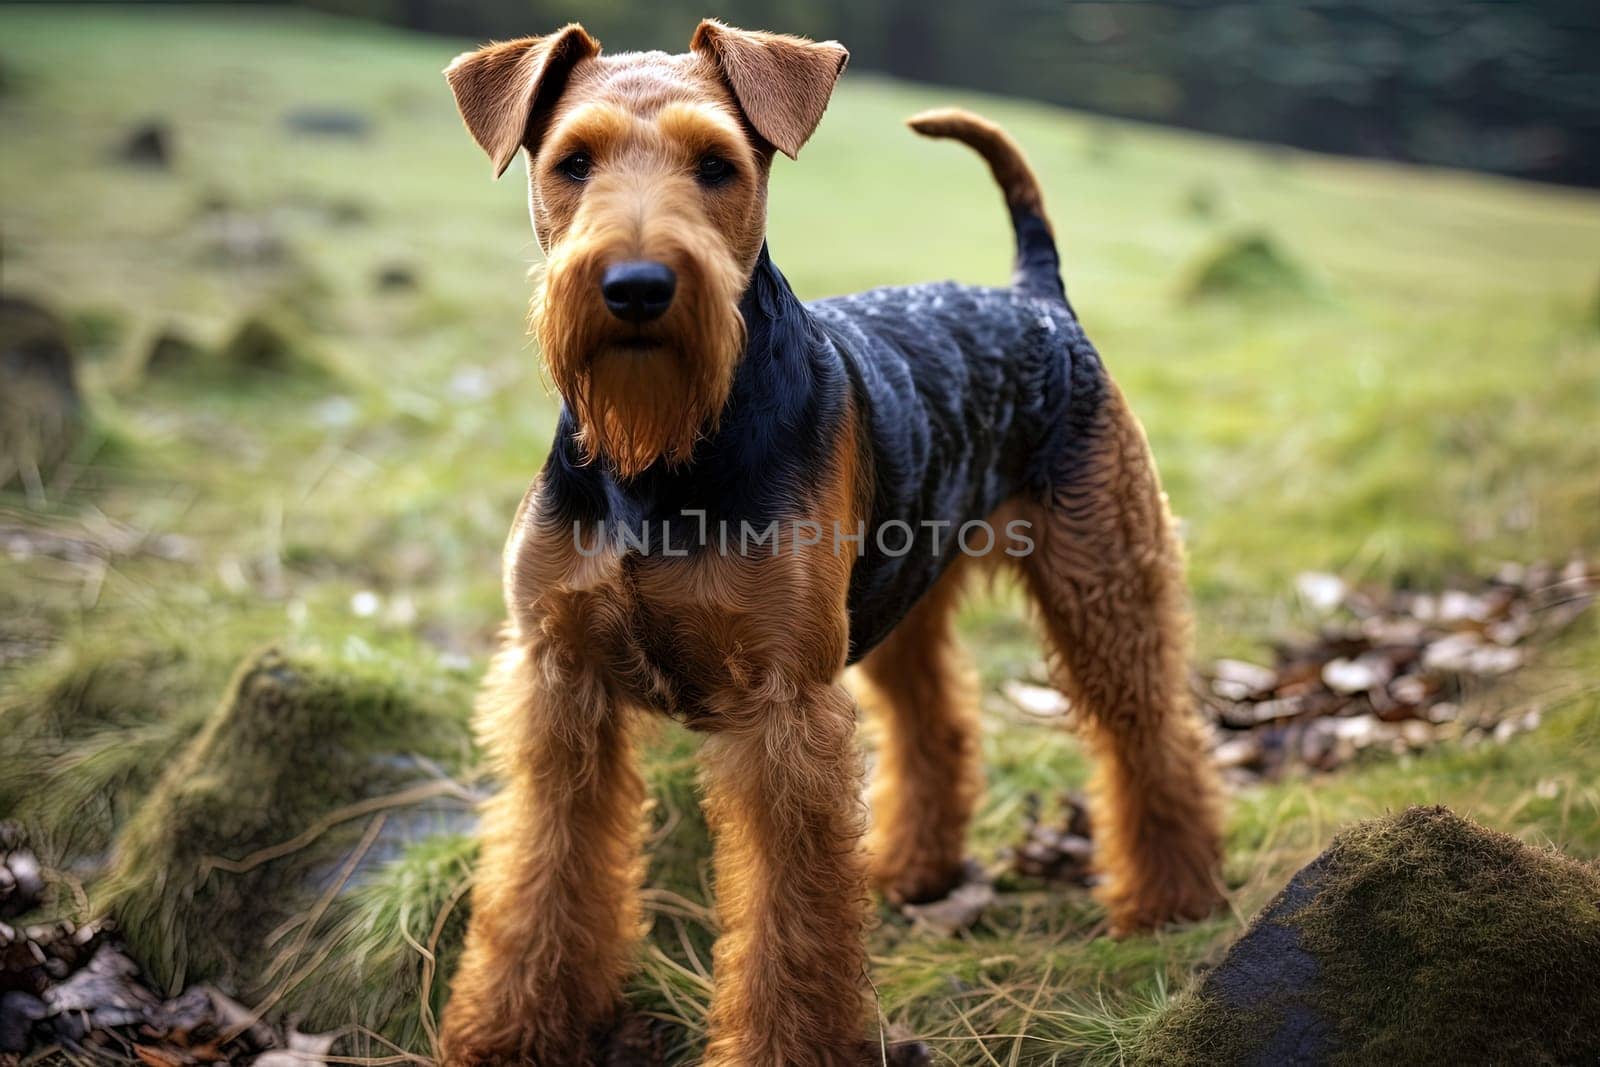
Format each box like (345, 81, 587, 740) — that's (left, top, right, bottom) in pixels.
(1135, 806, 1600, 1065)
(219, 312, 318, 376)
(101, 647, 470, 999)
(0, 639, 220, 865)
(140, 328, 207, 377)
(1183, 180, 1223, 220)
(114, 120, 172, 168)
(1181, 230, 1309, 303)
(1, 295, 83, 492)
(65, 305, 129, 359)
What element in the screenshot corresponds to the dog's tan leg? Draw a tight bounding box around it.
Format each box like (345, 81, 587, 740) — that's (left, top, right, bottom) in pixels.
(1013, 381, 1224, 935)
(699, 679, 870, 1066)
(857, 564, 982, 904)
(440, 635, 645, 1066)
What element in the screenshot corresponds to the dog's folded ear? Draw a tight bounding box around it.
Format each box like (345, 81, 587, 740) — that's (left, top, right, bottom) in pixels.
(445, 25, 600, 179)
(691, 20, 848, 160)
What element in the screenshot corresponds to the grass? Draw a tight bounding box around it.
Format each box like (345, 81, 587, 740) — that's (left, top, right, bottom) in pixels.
(2, 5, 1598, 1063)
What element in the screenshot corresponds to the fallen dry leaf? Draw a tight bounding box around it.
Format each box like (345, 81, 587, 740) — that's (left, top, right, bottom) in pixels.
(902, 879, 996, 937)
(1194, 558, 1594, 781)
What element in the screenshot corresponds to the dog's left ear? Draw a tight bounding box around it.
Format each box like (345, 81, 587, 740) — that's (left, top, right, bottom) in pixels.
(445, 24, 600, 179)
(691, 20, 848, 159)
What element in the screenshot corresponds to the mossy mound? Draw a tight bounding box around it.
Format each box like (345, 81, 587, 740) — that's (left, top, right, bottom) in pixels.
(115, 119, 172, 168)
(1136, 806, 1600, 1065)
(1, 295, 83, 492)
(65, 305, 129, 359)
(101, 647, 470, 999)
(140, 327, 207, 377)
(1181, 230, 1309, 302)
(1183, 180, 1223, 220)
(0, 639, 224, 863)
(219, 312, 323, 377)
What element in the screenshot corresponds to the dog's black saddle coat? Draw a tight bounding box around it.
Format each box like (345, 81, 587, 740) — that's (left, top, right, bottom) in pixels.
(813, 282, 1093, 659)
(540, 240, 1105, 665)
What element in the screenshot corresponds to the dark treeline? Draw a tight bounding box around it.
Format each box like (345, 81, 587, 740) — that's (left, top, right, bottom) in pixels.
(308, 0, 1599, 187)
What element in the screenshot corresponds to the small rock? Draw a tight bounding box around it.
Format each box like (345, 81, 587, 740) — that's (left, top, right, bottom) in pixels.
(115, 121, 171, 167)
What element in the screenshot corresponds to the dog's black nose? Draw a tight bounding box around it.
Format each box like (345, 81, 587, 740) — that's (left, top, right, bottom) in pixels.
(600, 260, 676, 323)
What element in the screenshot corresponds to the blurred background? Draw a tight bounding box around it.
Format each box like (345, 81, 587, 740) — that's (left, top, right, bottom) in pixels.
(343, 0, 1600, 185)
(1, 3, 1597, 1064)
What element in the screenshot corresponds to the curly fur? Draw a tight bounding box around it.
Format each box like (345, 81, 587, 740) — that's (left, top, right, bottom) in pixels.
(439, 18, 1222, 1064)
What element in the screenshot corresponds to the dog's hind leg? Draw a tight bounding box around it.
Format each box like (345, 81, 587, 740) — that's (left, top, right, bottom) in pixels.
(857, 563, 983, 904)
(699, 678, 870, 1066)
(440, 631, 646, 1066)
(1011, 380, 1224, 935)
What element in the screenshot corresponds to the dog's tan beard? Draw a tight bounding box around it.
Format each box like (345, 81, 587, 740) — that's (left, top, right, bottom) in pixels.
(536, 252, 745, 479)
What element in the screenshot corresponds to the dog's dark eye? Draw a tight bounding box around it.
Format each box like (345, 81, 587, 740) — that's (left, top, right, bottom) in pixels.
(557, 153, 593, 182)
(697, 155, 732, 185)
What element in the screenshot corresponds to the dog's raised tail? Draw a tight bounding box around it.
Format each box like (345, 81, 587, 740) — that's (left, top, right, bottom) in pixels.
(907, 108, 1066, 303)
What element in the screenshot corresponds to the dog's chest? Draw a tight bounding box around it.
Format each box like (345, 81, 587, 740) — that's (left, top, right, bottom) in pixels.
(543, 545, 843, 725)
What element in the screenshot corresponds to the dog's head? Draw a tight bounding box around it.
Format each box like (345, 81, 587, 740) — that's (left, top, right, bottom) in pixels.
(445, 21, 847, 476)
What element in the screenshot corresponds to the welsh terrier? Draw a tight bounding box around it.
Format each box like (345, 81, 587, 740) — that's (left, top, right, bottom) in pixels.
(438, 19, 1224, 1066)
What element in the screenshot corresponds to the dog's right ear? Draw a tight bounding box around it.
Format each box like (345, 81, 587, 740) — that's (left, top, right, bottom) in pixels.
(691, 20, 848, 160)
(445, 25, 600, 179)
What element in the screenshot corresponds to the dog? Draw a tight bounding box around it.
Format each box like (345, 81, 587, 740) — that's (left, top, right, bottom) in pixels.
(438, 20, 1224, 1066)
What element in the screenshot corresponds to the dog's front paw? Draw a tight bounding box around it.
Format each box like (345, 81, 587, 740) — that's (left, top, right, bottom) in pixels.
(439, 1010, 613, 1067)
(1101, 865, 1225, 937)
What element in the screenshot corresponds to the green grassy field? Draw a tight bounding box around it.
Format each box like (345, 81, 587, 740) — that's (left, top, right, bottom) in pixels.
(3, 6, 1598, 1063)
